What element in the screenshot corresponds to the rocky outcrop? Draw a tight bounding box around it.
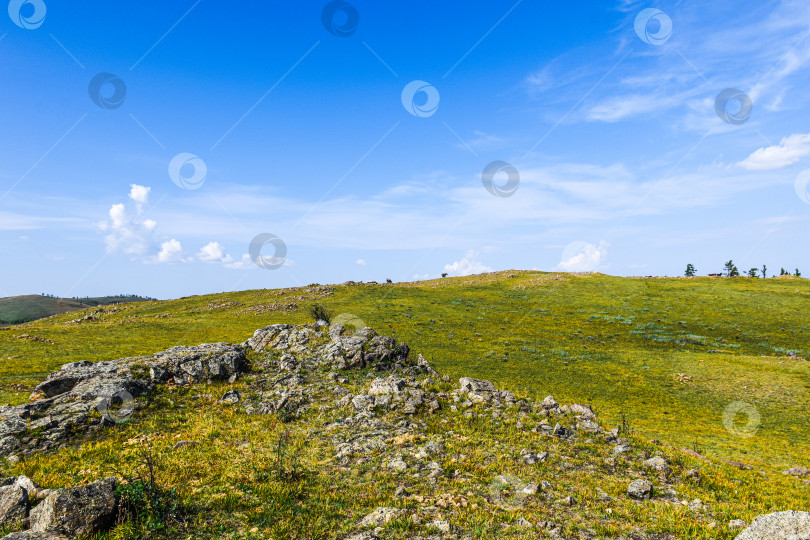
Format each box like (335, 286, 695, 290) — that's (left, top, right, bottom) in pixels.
(734, 511, 810, 539)
(0, 344, 247, 458)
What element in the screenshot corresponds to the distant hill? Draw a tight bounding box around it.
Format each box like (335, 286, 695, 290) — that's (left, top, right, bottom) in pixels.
(0, 294, 154, 324)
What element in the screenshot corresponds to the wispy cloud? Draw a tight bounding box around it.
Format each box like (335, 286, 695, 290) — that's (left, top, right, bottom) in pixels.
(737, 133, 810, 170)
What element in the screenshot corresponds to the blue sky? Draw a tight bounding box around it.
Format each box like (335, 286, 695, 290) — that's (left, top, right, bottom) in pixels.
(1, 0, 809, 299)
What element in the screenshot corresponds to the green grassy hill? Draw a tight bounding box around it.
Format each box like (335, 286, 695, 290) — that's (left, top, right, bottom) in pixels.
(0, 271, 808, 539)
(0, 294, 153, 324)
(1, 271, 808, 471)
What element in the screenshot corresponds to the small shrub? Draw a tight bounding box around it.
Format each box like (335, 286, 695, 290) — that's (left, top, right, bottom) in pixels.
(115, 446, 182, 532)
(309, 304, 331, 324)
(274, 429, 304, 482)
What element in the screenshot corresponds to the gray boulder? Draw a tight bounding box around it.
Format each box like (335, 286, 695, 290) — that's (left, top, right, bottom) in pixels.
(30, 478, 117, 537)
(734, 511, 810, 539)
(0, 484, 28, 525)
(627, 479, 653, 500)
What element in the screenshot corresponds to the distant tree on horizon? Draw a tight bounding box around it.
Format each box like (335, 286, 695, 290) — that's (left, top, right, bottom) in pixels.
(724, 260, 740, 277)
(780, 268, 787, 276)
(761, 264, 767, 279)
(747, 268, 758, 278)
(796, 268, 802, 277)
(685, 264, 696, 277)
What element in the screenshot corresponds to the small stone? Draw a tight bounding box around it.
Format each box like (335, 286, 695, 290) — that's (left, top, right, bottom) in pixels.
(728, 519, 747, 529)
(430, 520, 451, 533)
(359, 507, 401, 528)
(627, 479, 652, 500)
(516, 516, 533, 528)
(542, 395, 558, 409)
(643, 456, 671, 475)
(783, 466, 810, 477)
(219, 390, 241, 404)
(171, 440, 199, 451)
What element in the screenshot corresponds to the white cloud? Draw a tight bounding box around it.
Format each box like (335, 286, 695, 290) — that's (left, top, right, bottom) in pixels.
(197, 241, 233, 264)
(356, 259, 367, 266)
(554, 241, 608, 272)
(444, 250, 493, 276)
(150, 239, 190, 264)
(737, 133, 810, 171)
(128, 184, 150, 212)
(224, 254, 256, 270)
(98, 186, 160, 258)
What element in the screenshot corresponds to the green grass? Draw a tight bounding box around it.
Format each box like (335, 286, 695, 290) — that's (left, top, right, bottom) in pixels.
(1, 272, 808, 471)
(1, 271, 808, 538)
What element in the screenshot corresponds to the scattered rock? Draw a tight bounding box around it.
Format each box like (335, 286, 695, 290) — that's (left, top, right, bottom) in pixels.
(171, 440, 199, 451)
(30, 477, 118, 537)
(219, 390, 241, 404)
(1, 533, 68, 540)
(728, 519, 747, 530)
(643, 456, 672, 475)
(783, 466, 810, 477)
(734, 511, 810, 540)
(359, 507, 401, 527)
(627, 479, 653, 500)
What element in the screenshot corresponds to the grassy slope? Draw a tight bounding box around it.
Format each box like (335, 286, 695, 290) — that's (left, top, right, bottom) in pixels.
(0, 271, 807, 473)
(0, 294, 151, 324)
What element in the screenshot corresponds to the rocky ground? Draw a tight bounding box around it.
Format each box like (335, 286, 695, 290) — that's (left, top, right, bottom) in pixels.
(0, 322, 807, 539)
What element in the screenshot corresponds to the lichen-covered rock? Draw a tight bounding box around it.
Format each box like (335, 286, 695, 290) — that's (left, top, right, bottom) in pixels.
(0, 483, 28, 525)
(30, 477, 117, 537)
(734, 511, 810, 539)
